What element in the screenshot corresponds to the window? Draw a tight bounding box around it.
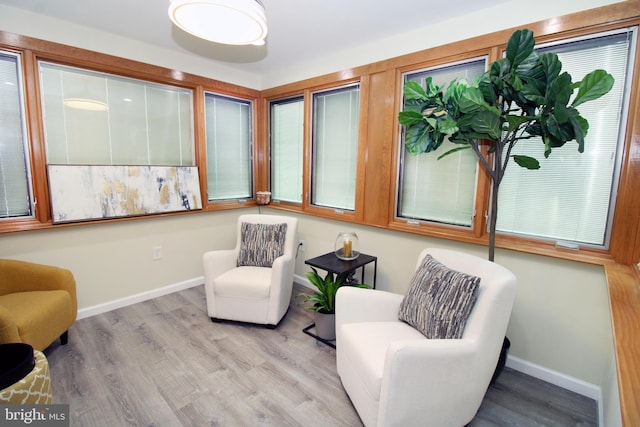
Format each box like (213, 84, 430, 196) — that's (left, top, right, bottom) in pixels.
(496, 29, 636, 248)
(269, 96, 303, 203)
(398, 59, 486, 227)
(204, 92, 253, 201)
(311, 84, 360, 211)
(0, 51, 33, 219)
(39, 62, 194, 166)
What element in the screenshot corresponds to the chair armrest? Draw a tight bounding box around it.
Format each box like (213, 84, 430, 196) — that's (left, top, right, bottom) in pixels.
(379, 339, 491, 426)
(336, 287, 404, 327)
(0, 259, 75, 292)
(202, 250, 237, 283)
(266, 254, 295, 322)
(0, 304, 21, 343)
(269, 254, 295, 285)
(0, 260, 77, 316)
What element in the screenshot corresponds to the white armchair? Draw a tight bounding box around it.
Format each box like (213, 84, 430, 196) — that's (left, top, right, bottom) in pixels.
(336, 248, 517, 427)
(203, 214, 298, 328)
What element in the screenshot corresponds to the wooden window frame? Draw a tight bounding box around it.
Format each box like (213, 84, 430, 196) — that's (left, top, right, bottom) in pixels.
(1, 3, 639, 266)
(263, 2, 640, 266)
(0, 33, 260, 233)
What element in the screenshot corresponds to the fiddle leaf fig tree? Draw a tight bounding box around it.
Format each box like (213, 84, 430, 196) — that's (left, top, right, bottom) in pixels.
(398, 29, 614, 261)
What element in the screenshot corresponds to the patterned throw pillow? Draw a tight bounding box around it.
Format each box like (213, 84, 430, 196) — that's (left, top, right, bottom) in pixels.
(237, 223, 288, 267)
(398, 254, 480, 339)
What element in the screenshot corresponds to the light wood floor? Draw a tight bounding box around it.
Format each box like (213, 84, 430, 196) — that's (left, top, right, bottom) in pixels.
(44, 284, 597, 426)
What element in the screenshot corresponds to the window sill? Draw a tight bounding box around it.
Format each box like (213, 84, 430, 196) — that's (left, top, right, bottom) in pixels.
(605, 263, 640, 427)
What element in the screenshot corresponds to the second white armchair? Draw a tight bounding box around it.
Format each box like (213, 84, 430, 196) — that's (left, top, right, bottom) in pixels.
(203, 214, 298, 328)
(336, 248, 517, 427)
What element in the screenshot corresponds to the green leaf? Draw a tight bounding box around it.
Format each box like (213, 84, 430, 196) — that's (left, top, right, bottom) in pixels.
(458, 87, 491, 113)
(477, 72, 497, 103)
(403, 80, 428, 100)
(405, 122, 439, 155)
(437, 145, 471, 160)
(438, 118, 459, 136)
(539, 53, 562, 90)
(443, 78, 470, 108)
(505, 114, 535, 132)
(424, 76, 441, 97)
(306, 268, 324, 288)
(506, 29, 535, 68)
(571, 69, 615, 107)
(468, 110, 502, 140)
(512, 155, 540, 169)
(567, 110, 589, 153)
(398, 110, 424, 126)
(548, 72, 573, 107)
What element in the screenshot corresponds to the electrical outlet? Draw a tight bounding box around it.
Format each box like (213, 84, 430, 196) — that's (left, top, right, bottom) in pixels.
(298, 239, 305, 252)
(152, 246, 163, 260)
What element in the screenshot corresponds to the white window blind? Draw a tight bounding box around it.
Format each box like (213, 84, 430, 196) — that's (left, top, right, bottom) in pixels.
(270, 96, 303, 203)
(496, 29, 636, 247)
(205, 93, 252, 201)
(39, 62, 194, 166)
(0, 52, 32, 219)
(312, 85, 360, 211)
(398, 59, 486, 226)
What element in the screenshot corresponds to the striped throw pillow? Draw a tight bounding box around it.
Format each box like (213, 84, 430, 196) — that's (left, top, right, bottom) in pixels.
(237, 223, 287, 267)
(398, 254, 480, 339)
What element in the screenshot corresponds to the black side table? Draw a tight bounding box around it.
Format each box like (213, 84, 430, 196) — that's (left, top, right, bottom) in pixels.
(304, 252, 377, 289)
(302, 252, 378, 348)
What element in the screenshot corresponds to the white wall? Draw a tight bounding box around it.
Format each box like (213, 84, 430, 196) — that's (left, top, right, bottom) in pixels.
(0, 211, 239, 308)
(260, 0, 626, 87)
(0, 208, 616, 417)
(0, 207, 614, 390)
(0, 0, 626, 89)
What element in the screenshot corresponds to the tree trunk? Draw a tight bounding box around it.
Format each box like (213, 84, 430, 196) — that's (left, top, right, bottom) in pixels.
(488, 176, 499, 262)
(488, 142, 502, 262)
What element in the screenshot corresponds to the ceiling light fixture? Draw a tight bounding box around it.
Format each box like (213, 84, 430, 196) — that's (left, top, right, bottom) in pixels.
(168, 0, 268, 46)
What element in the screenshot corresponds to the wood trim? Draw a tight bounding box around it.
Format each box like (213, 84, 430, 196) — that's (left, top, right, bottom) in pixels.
(605, 263, 640, 427)
(21, 49, 51, 225)
(193, 86, 208, 208)
(254, 96, 268, 195)
(362, 69, 395, 227)
(609, 27, 640, 265)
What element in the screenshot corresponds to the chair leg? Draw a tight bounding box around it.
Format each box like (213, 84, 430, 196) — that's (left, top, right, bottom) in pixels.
(60, 331, 69, 345)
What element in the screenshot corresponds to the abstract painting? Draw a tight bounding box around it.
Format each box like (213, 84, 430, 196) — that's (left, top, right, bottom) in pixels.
(48, 165, 202, 223)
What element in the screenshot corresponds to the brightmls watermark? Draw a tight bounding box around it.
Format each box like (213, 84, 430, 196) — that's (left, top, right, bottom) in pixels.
(0, 405, 69, 426)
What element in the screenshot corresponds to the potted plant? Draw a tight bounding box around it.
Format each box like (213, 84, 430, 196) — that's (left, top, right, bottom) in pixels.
(301, 267, 369, 340)
(398, 28, 614, 381)
(398, 28, 614, 262)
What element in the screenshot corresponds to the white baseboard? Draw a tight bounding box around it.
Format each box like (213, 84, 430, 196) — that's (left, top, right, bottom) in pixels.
(77, 276, 204, 320)
(506, 355, 603, 425)
(505, 355, 600, 400)
(294, 273, 313, 290)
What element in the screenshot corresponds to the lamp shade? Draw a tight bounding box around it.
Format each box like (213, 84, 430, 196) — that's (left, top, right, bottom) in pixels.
(168, 0, 268, 46)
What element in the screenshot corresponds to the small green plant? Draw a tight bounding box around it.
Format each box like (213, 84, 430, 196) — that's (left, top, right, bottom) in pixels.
(301, 267, 369, 314)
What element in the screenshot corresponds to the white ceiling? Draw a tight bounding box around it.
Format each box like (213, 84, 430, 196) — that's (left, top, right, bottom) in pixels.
(0, 0, 511, 79)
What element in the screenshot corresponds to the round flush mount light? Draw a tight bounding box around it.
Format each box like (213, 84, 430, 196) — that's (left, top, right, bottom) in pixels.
(168, 0, 268, 46)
